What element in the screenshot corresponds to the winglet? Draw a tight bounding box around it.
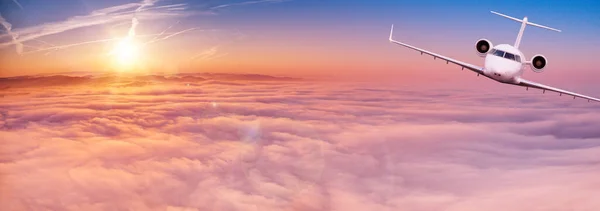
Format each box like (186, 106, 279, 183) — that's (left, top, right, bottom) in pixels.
(389, 24, 394, 42)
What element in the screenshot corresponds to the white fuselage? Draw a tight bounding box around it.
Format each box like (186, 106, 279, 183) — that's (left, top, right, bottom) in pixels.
(483, 44, 525, 84)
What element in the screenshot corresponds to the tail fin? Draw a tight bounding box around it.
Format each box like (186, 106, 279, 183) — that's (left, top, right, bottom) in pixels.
(389, 24, 394, 42)
(490, 11, 561, 48)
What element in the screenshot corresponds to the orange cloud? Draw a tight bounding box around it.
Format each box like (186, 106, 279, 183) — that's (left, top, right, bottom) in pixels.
(1, 74, 599, 210)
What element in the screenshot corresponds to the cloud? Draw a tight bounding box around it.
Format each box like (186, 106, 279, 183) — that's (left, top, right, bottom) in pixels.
(0, 73, 299, 90)
(1, 74, 599, 210)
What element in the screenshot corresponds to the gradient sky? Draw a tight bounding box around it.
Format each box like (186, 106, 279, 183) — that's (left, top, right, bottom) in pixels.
(1, 0, 599, 83)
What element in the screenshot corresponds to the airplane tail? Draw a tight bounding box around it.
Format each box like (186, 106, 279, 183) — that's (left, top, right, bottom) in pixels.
(490, 11, 561, 48)
(389, 24, 394, 41)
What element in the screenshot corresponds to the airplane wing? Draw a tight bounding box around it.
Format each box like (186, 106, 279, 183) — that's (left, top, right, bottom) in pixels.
(388, 25, 485, 76)
(517, 78, 600, 102)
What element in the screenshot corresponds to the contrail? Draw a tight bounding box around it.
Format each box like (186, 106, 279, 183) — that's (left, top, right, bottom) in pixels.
(0, 13, 23, 54)
(44, 49, 59, 56)
(21, 32, 180, 55)
(151, 3, 187, 10)
(157, 28, 198, 39)
(189, 46, 228, 61)
(207, 53, 228, 60)
(22, 38, 119, 55)
(143, 27, 201, 45)
(22, 44, 42, 50)
(128, 0, 159, 39)
(32, 39, 56, 47)
(128, 18, 139, 38)
(34, 39, 56, 55)
(108, 3, 187, 17)
(137, 0, 158, 12)
(148, 21, 180, 43)
(11, 0, 24, 9)
(189, 46, 219, 60)
(211, 0, 289, 10)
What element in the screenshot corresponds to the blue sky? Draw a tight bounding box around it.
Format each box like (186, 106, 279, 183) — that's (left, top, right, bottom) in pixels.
(3, 0, 599, 37)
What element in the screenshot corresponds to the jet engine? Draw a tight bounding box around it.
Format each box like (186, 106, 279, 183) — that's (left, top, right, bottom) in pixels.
(475, 39, 493, 57)
(530, 54, 547, 73)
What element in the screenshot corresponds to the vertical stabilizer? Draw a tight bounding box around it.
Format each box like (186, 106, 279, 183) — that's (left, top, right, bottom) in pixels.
(514, 16, 528, 48)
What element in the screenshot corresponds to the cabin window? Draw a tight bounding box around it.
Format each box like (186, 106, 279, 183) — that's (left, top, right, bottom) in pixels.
(515, 55, 521, 62)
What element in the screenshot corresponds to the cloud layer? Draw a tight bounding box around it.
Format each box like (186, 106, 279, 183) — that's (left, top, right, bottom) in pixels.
(1, 74, 599, 211)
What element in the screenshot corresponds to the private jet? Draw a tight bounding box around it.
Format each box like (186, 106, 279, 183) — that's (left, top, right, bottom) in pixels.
(389, 11, 600, 103)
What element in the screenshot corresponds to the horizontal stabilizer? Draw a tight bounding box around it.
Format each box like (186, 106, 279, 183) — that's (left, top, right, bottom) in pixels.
(491, 11, 561, 32)
(491, 11, 560, 48)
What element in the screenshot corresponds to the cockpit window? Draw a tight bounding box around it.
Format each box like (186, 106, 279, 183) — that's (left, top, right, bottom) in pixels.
(493, 49, 505, 57)
(504, 52, 516, 60)
(489, 48, 520, 62)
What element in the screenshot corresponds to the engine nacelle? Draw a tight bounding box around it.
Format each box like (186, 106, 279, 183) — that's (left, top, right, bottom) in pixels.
(475, 39, 493, 57)
(530, 54, 547, 73)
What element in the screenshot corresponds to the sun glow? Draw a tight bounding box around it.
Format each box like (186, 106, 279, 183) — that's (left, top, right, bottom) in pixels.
(109, 37, 141, 70)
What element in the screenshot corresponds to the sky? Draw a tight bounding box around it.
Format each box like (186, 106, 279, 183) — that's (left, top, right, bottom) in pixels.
(1, 1, 600, 211)
(1, 0, 599, 83)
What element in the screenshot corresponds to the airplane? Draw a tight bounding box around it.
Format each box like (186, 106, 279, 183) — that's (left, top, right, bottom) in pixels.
(389, 11, 600, 103)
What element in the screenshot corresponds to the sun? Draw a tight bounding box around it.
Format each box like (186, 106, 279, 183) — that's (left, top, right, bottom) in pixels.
(109, 37, 141, 70)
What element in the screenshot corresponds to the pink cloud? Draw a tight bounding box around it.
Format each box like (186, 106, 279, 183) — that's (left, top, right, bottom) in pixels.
(0, 74, 599, 210)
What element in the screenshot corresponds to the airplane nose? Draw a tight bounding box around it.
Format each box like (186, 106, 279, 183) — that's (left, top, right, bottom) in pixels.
(487, 68, 505, 78)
